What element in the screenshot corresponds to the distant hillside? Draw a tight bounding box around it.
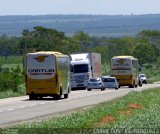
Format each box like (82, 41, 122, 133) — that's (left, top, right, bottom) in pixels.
(0, 14, 160, 37)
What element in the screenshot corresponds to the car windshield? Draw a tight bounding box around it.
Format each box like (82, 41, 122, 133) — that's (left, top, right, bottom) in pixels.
(103, 78, 115, 82)
(139, 74, 146, 77)
(72, 64, 89, 73)
(90, 78, 100, 82)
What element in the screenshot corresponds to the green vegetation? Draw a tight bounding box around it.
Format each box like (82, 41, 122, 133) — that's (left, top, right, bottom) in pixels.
(0, 56, 23, 65)
(0, 85, 25, 99)
(140, 65, 160, 83)
(7, 88, 160, 132)
(1, 26, 160, 65)
(0, 65, 25, 99)
(1, 26, 160, 98)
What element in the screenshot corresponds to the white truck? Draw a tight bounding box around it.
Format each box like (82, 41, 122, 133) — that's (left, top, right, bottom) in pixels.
(70, 53, 101, 89)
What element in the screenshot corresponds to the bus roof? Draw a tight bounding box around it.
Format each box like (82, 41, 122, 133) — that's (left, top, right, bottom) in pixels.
(112, 56, 137, 60)
(27, 51, 64, 56)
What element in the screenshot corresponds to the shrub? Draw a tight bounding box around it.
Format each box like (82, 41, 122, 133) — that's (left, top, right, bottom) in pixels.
(0, 65, 24, 92)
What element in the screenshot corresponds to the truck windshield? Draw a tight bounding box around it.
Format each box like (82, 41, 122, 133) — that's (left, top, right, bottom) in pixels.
(73, 64, 89, 73)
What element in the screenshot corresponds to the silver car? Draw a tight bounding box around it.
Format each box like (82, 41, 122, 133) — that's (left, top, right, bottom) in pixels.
(139, 74, 147, 84)
(101, 76, 119, 90)
(87, 77, 104, 91)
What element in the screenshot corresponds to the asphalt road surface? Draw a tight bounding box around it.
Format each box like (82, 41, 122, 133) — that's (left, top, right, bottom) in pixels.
(0, 83, 160, 127)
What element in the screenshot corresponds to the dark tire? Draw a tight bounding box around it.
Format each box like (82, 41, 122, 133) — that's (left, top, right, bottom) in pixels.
(55, 88, 62, 100)
(54, 94, 61, 100)
(139, 82, 142, 87)
(39, 96, 43, 100)
(81, 87, 86, 90)
(87, 88, 91, 91)
(101, 88, 105, 91)
(115, 87, 118, 90)
(129, 83, 135, 88)
(29, 95, 34, 100)
(29, 95, 38, 100)
(64, 94, 68, 99)
(35, 95, 38, 100)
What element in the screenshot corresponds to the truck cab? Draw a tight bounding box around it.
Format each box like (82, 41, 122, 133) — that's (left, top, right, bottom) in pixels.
(70, 53, 101, 90)
(70, 60, 91, 89)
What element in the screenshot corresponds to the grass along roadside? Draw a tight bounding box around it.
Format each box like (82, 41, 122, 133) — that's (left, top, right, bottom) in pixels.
(0, 84, 25, 99)
(5, 88, 160, 131)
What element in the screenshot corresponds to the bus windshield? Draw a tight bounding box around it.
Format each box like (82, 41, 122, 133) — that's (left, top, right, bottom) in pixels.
(72, 64, 89, 73)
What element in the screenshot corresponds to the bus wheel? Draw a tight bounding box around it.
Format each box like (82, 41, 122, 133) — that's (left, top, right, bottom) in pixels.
(29, 94, 37, 100)
(64, 94, 68, 99)
(81, 87, 86, 90)
(54, 94, 61, 100)
(129, 84, 135, 88)
(29, 95, 34, 100)
(39, 96, 43, 100)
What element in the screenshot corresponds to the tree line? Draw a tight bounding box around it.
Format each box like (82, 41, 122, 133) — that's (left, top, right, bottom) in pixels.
(0, 26, 160, 65)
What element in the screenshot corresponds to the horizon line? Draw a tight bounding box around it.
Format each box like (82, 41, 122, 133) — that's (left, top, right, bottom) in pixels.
(0, 13, 160, 17)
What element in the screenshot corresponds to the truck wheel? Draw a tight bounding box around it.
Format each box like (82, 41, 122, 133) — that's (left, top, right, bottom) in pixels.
(87, 88, 91, 91)
(115, 87, 118, 90)
(101, 88, 105, 91)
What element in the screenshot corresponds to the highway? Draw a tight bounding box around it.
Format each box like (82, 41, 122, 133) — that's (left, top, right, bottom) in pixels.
(0, 83, 160, 127)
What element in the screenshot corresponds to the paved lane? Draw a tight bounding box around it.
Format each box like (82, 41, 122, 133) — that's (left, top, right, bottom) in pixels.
(0, 83, 159, 126)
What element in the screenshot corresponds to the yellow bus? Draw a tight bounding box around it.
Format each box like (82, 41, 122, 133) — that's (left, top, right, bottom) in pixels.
(110, 56, 138, 88)
(24, 51, 71, 100)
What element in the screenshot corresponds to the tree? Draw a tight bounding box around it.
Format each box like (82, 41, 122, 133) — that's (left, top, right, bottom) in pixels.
(107, 37, 135, 58)
(133, 42, 158, 65)
(72, 31, 90, 52)
(18, 26, 67, 53)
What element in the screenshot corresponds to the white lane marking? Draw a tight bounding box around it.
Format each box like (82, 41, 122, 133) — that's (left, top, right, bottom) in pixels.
(49, 101, 55, 104)
(58, 100, 63, 102)
(29, 104, 37, 107)
(7, 108, 14, 111)
(39, 102, 46, 105)
(18, 106, 26, 109)
(0, 110, 2, 113)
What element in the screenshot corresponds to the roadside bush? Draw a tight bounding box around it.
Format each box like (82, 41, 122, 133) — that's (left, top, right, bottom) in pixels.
(142, 63, 153, 69)
(0, 65, 24, 92)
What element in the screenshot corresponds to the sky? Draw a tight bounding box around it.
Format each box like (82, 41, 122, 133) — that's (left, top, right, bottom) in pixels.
(0, 0, 160, 16)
